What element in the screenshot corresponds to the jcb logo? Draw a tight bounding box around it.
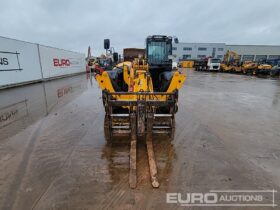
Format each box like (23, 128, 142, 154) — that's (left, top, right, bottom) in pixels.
(53, 58, 70, 67)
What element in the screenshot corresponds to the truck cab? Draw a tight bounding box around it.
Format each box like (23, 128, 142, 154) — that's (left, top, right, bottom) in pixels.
(207, 58, 221, 71)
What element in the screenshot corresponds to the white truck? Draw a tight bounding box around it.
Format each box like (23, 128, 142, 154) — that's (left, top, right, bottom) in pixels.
(207, 58, 221, 71)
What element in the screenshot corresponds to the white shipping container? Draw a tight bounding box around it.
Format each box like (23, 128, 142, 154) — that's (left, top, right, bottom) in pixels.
(39, 45, 85, 79)
(0, 36, 42, 87)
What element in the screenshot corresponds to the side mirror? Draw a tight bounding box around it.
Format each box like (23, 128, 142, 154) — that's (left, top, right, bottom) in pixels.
(113, 52, 119, 62)
(104, 39, 110, 50)
(174, 37, 179, 44)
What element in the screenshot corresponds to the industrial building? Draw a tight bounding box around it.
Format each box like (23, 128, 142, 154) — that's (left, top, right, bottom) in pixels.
(173, 42, 280, 61)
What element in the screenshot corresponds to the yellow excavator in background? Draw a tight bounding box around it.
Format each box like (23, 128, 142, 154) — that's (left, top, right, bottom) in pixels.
(221, 51, 272, 76)
(221, 50, 241, 73)
(242, 61, 258, 75)
(89, 35, 186, 188)
(256, 62, 272, 75)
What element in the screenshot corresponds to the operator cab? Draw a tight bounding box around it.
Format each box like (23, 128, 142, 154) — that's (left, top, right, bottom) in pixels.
(146, 35, 173, 70)
(146, 35, 176, 91)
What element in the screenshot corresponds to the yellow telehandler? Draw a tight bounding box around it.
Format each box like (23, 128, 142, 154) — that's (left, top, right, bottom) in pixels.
(89, 35, 186, 188)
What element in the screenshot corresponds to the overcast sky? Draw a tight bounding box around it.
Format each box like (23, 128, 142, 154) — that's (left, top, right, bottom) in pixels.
(1, 0, 280, 55)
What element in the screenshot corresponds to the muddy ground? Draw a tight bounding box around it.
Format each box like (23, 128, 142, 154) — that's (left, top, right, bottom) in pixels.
(0, 70, 279, 210)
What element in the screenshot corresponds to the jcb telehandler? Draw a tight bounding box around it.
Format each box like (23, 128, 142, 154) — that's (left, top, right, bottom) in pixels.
(90, 35, 186, 188)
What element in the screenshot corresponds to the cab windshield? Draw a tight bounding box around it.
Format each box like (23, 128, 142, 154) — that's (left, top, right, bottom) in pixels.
(211, 59, 221, 63)
(147, 41, 171, 64)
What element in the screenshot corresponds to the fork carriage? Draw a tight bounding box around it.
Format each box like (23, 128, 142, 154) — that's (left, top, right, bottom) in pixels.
(103, 91, 178, 140)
